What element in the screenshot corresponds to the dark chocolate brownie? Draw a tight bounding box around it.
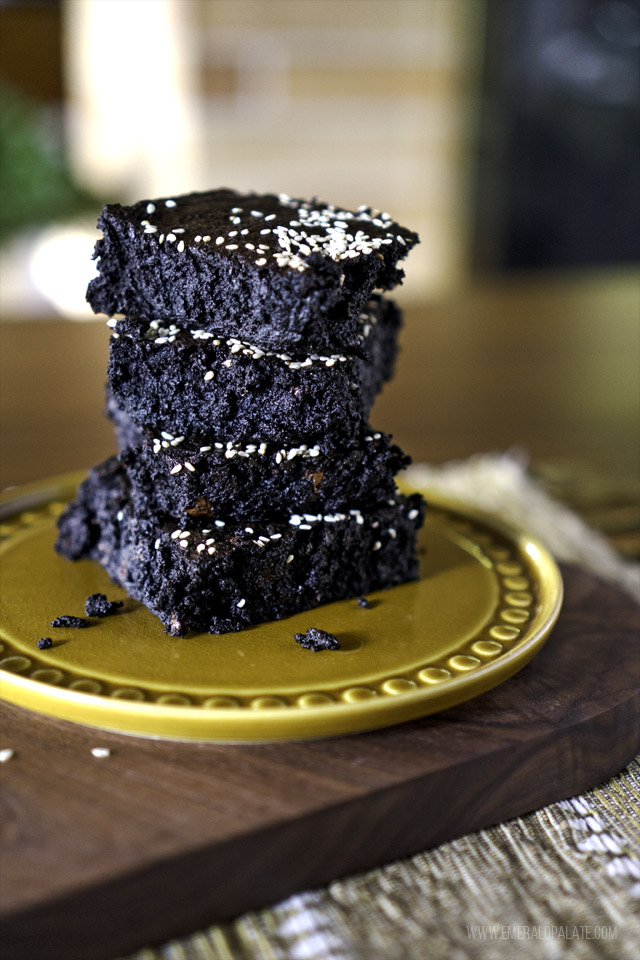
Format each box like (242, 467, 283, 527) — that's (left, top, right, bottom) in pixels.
(294, 628, 341, 651)
(119, 424, 410, 522)
(107, 297, 401, 442)
(85, 593, 123, 618)
(56, 458, 425, 636)
(87, 190, 419, 352)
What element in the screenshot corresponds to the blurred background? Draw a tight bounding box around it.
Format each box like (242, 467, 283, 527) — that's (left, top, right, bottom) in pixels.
(1, 0, 639, 552)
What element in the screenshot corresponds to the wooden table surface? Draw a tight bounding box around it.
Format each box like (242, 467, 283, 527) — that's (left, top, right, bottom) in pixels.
(1, 268, 639, 491)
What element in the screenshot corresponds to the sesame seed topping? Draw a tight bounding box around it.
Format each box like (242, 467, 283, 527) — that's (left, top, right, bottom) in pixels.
(0, 749, 15, 763)
(91, 747, 111, 758)
(286, 555, 294, 563)
(408, 509, 419, 520)
(177, 240, 185, 252)
(207, 546, 216, 555)
(184, 462, 196, 472)
(165, 199, 177, 207)
(204, 370, 215, 381)
(237, 599, 246, 609)
(170, 464, 182, 474)
(146, 203, 156, 213)
(154, 538, 161, 549)
(166, 233, 176, 243)
(197, 543, 205, 553)
(372, 541, 382, 551)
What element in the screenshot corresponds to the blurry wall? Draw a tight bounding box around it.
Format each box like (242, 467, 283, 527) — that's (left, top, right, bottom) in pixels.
(64, 0, 484, 300)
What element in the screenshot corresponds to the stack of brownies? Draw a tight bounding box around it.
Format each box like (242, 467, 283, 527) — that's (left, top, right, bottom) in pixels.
(56, 189, 425, 635)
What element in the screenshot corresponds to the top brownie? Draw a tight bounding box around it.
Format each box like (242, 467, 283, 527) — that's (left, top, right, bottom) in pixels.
(86, 189, 419, 352)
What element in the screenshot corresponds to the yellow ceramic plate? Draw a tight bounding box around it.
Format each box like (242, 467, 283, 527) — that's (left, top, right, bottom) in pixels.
(0, 472, 562, 741)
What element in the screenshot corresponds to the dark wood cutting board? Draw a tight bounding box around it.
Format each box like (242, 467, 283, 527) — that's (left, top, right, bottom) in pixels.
(1, 564, 639, 960)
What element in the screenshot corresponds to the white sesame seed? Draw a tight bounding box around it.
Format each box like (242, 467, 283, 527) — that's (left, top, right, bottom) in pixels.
(255, 258, 267, 266)
(207, 546, 216, 555)
(215, 520, 225, 527)
(260, 229, 272, 235)
(265, 214, 276, 221)
(91, 747, 111, 758)
(0, 749, 14, 763)
(205, 538, 215, 545)
(204, 370, 215, 381)
(372, 541, 382, 551)
(286, 555, 294, 563)
(200, 446, 212, 453)
(166, 233, 176, 242)
(170, 464, 182, 474)
(177, 240, 185, 252)
(184, 462, 195, 472)
(231, 207, 242, 214)
(154, 538, 161, 549)
(195, 235, 202, 242)
(270, 533, 282, 540)
(146, 203, 156, 214)
(237, 599, 246, 608)
(245, 527, 254, 534)
(197, 543, 205, 553)
(245, 243, 255, 250)
(165, 199, 177, 207)
(226, 244, 239, 251)
(251, 210, 263, 217)
(409, 509, 419, 520)
(179, 539, 189, 548)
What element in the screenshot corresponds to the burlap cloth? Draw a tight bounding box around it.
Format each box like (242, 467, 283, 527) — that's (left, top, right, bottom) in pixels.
(124, 455, 640, 960)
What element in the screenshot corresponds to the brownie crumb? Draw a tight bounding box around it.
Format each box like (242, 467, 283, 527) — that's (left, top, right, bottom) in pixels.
(358, 597, 371, 609)
(294, 628, 341, 652)
(85, 593, 124, 618)
(37, 637, 53, 650)
(50, 616, 91, 629)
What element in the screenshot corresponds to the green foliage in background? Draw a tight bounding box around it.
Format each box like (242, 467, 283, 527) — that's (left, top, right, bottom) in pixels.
(0, 84, 99, 246)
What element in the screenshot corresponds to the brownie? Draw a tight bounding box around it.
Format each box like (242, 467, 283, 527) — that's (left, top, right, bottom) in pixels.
(107, 296, 401, 442)
(55, 458, 425, 636)
(85, 593, 123, 618)
(87, 190, 419, 352)
(294, 628, 341, 651)
(119, 424, 410, 522)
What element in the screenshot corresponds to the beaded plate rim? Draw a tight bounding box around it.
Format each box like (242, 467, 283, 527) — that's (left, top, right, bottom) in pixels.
(0, 472, 563, 741)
